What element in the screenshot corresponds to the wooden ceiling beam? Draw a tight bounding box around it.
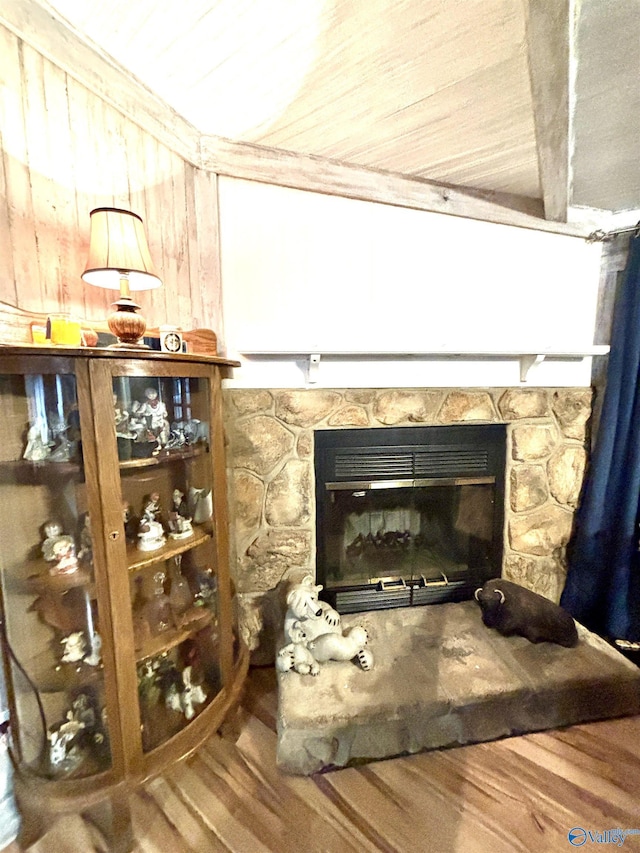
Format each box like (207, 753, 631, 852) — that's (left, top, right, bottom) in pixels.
(201, 135, 590, 238)
(524, 0, 571, 222)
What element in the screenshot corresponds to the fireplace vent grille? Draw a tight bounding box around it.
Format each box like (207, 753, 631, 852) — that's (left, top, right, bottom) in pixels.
(334, 453, 413, 480)
(414, 449, 489, 477)
(333, 448, 490, 481)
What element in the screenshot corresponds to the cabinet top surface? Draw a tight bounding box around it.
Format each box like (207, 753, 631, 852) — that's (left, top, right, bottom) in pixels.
(0, 344, 240, 367)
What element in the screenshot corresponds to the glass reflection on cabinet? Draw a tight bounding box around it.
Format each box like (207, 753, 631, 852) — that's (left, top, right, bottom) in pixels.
(0, 372, 111, 779)
(113, 372, 220, 753)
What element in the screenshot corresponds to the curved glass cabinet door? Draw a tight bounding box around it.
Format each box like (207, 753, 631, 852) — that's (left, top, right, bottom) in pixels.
(111, 370, 223, 753)
(0, 369, 111, 779)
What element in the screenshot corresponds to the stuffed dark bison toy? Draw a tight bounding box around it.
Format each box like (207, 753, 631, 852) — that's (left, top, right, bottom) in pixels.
(474, 578, 579, 647)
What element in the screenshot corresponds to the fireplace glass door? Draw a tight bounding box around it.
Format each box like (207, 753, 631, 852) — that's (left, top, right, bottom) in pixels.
(315, 425, 506, 613)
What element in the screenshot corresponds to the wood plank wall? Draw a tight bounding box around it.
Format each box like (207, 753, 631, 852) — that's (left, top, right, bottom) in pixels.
(0, 24, 223, 343)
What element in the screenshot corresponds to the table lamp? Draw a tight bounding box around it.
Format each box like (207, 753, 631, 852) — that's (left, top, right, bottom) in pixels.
(81, 207, 162, 347)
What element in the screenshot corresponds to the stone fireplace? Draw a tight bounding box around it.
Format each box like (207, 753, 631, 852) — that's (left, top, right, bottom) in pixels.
(223, 387, 592, 656)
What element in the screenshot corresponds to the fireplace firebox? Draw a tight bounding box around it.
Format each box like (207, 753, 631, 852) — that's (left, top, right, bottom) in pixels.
(315, 425, 506, 613)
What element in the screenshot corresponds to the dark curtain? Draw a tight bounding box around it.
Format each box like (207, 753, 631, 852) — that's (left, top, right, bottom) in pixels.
(561, 235, 640, 642)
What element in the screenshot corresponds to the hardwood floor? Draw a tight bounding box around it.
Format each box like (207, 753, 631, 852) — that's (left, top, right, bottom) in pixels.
(19, 665, 640, 853)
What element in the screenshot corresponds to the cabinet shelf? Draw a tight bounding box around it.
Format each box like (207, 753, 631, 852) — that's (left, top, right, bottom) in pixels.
(0, 458, 83, 484)
(135, 607, 214, 662)
(26, 650, 103, 694)
(126, 527, 211, 573)
(26, 567, 94, 595)
(119, 444, 208, 471)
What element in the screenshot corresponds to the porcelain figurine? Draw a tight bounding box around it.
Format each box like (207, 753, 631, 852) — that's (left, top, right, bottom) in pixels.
(60, 631, 86, 664)
(113, 394, 135, 438)
(188, 486, 213, 523)
(23, 422, 51, 462)
(123, 501, 138, 543)
(168, 489, 193, 539)
(42, 520, 64, 560)
(48, 716, 85, 770)
(50, 537, 80, 576)
(127, 414, 149, 443)
(186, 564, 217, 608)
(47, 693, 103, 772)
(137, 493, 166, 551)
(42, 521, 79, 576)
(165, 426, 186, 449)
(132, 387, 170, 446)
(276, 575, 374, 676)
(165, 665, 206, 720)
(183, 419, 205, 444)
(83, 631, 102, 667)
(47, 413, 73, 462)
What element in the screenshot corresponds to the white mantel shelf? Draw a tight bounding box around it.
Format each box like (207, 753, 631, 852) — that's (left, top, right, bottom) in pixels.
(240, 347, 610, 383)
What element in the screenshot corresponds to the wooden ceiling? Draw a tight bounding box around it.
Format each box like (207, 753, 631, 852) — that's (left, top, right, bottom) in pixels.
(29, 0, 640, 225)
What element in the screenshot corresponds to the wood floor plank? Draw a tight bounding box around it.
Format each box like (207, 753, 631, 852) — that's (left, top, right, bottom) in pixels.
(129, 788, 194, 853)
(143, 776, 228, 852)
(235, 714, 381, 853)
(20, 665, 640, 853)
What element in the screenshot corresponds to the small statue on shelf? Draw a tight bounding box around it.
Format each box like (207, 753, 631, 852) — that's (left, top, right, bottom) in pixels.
(42, 520, 79, 577)
(114, 394, 136, 459)
(187, 564, 218, 609)
(137, 657, 163, 708)
(184, 418, 207, 445)
(132, 387, 170, 447)
(42, 520, 64, 559)
(113, 394, 134, 439)
(173, 488, 190, 518)
(137, 493, 166, 552)
(23, 421, 52, 462)
(48, 715, 85, 772)
(165, 425, 186, 450)
(123, 501, 138, 543)
(50, 537, 80, 576)
(47, 692, 106, 774)
(127, 415, 149, 443)
(165, 665, 207, 720)
(188, 486, 213, 524)
(59, 630, 86, 666)
(168, 489, 193, 540)
(83, 631, 102, 667)
(47, 413, 73, 462)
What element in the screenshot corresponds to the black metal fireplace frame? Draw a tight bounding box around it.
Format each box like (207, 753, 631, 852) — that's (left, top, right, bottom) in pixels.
(314, 424, 506, 613)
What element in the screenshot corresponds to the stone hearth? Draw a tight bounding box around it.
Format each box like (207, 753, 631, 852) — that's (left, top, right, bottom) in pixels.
(276, 601, 640, 775)
(224, 387, 593, 657)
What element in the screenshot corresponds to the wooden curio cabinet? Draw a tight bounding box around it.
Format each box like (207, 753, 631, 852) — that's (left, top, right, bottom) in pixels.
(0, 346, 247, 846)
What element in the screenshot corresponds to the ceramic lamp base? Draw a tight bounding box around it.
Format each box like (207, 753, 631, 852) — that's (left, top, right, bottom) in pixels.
(108, 297, 150, 348)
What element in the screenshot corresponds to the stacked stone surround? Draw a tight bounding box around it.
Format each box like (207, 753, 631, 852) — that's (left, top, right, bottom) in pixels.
(223, 387, 593, 613)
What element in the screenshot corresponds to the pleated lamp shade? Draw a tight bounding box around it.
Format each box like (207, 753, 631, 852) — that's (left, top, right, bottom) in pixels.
(82, 207, 162, 347)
